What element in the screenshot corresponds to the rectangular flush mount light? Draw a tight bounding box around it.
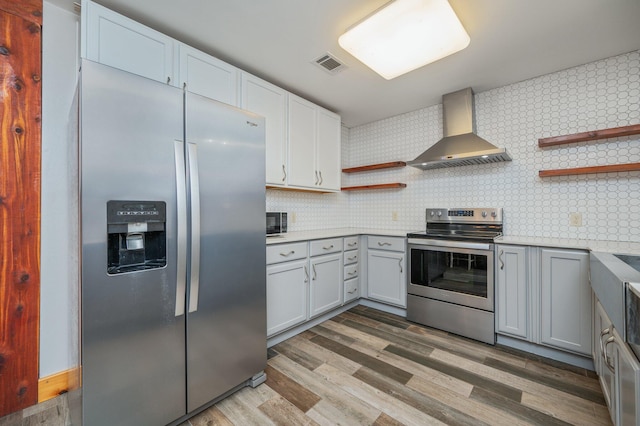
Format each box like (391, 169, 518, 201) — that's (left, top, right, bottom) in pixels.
(338, 0, 470, 80)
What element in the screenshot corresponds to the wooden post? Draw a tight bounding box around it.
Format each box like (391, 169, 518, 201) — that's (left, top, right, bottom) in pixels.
(0, 0, 42, 417)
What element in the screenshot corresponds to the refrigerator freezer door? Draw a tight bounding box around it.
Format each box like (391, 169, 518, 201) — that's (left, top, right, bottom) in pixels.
(81, 60, 186, 426)
(184, 92, 266, 411)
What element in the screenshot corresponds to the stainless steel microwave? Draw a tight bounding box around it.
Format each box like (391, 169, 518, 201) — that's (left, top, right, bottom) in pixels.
(266, 212, 287, 235)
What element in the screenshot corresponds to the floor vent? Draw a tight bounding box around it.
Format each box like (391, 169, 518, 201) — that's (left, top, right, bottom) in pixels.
(313, 53, 347, 74)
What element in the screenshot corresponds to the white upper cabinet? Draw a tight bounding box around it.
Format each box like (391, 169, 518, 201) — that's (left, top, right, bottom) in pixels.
(316, 108, 341, 191)
(287, 94, 341, 192)
(82, 0, 177, 85)
(83, 0, 342, 191)
(179, 45, 239, 106)
(241, 73, 288, 186)
(288, 95, 318, 188)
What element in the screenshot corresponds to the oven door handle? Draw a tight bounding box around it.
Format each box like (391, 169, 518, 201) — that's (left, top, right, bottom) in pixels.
(407, 238, 493, 251)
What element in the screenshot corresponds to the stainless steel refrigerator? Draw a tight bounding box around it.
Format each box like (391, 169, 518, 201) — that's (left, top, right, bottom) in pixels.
(80, 59, 266, 426)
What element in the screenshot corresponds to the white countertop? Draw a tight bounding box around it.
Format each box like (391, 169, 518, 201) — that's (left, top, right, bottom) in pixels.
(266, 228, 410, 245)
(495, 235, 640, 255)
(267, 229, 640, 255)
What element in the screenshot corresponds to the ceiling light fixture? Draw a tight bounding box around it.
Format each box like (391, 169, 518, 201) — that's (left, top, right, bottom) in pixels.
(338, 0, 470, 80)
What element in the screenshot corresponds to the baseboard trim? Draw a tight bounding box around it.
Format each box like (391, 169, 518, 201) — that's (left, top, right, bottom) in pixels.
(38, 367, 81, 403)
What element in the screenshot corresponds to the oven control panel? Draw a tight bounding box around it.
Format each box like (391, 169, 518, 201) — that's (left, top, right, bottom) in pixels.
(426, 208, 503, 223)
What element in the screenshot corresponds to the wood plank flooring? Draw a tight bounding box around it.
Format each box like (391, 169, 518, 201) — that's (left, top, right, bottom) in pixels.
(186, 305, 612, 426)
(1, 305, 610, 425)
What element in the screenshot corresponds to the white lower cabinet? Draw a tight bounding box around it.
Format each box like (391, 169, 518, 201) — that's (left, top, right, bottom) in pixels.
(593, 297, 640, 425)
(343, 236, 360, 303)
(266, 259, 309, 337)
(366, 236, 406, 308)
(309, 253, 343, 318)
(540, 248, 591, 355)
(496, 245, 529, 339)
(495, 244, 591, 356)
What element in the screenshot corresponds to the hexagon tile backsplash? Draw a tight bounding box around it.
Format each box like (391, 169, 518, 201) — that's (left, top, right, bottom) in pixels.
(267, 50, 640, 242)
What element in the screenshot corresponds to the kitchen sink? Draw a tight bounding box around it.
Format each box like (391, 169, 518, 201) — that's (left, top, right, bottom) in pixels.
(614, 254, 640, 274)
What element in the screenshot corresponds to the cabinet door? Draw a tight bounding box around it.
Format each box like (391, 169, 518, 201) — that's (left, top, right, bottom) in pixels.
(241, 73, 287, 185)
(82, 0, 176, 85)
(540, 249, 591, 355)
(316, 108, 341, 191)
(266, 259, 308, 336)
(367, 250, 406, 307)
(614, 327, 640, 426)
(496, 245, 529, 339)
(288, 95, 317, 188)
(179, 45, 238, 106)
(594, 300, 615, 418)
(309, 253, 343, 317)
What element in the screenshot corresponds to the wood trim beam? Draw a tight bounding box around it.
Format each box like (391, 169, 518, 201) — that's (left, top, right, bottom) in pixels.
(0, 0, 42, 25)
(0, 1, 42, 417)
(37, 367, 81, 403)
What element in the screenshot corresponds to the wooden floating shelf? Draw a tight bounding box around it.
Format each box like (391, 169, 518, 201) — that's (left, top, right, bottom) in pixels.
(341, 183, 407, 191)
(342, 161, 406, 173)
(538, 124, 640, 148)
(539, 162, 640, 177)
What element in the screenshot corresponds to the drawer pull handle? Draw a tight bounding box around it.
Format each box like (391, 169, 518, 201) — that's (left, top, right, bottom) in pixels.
(599, 326, 611, 358)
(348, 242, 357, 247)
(323, 245, 334, 250)
(604, 335, 616, 372)
(348, 271, 357, 276)
(499, 250, 505, 270)
(304, 265, 309, 283)
(399, 257, 403, 273)
(280, 250, 295, 257)
(378, 242, 392, 247)
(348, 256, 357, 261)
(347, 289, 357, 294)
(312, 264, 317, 280)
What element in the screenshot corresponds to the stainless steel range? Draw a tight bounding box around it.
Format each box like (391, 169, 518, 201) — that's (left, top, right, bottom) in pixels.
(407, 208, 503, 344)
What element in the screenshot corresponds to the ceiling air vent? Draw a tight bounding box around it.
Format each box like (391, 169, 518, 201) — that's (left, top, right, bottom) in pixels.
(313, 53, 347, 75)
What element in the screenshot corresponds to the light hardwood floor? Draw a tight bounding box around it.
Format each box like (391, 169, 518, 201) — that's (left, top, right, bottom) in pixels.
(1, 306, 611, 425)
(187, 305, 611, 426)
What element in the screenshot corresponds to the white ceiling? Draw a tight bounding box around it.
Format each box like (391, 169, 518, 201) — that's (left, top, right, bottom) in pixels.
(59, 0, 640, 127)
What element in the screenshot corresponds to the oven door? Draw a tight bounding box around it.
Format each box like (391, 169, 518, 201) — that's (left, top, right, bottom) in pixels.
(408, 239, 494, 311)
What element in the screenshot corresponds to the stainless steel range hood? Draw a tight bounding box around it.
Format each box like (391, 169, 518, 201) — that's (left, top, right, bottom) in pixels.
(407, 88, 511, 170)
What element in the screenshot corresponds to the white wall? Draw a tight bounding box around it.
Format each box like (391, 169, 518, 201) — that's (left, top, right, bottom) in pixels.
(344, 50, 640, 241)
(269, 50, 640, 242)
(41, 1, 80, 377)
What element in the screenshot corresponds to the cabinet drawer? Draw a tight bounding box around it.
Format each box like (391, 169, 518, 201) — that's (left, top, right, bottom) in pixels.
(344, 264, 358, 280)
(310, 238, 343, 257)
(344, 250, 359, 265)
(344, 236, 359, 251)
(344, 277, 359, 303)
(266, 242, 308, 265)
(367, 236, 405, 252)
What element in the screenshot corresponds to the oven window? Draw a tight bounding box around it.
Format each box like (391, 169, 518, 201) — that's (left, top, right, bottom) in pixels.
(410, 248, 488, 297)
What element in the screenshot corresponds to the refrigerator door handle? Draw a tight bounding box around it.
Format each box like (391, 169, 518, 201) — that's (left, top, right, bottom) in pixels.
(174, 140, 188, 316)
(187, 142, 201, 313)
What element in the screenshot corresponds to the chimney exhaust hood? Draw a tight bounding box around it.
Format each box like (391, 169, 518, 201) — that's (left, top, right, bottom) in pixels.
(407, 88, 511, 170)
